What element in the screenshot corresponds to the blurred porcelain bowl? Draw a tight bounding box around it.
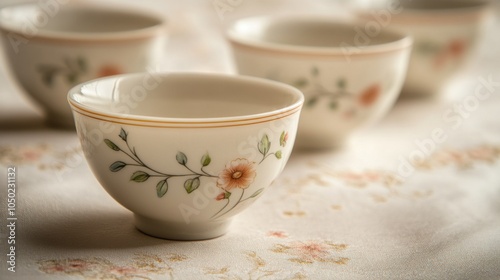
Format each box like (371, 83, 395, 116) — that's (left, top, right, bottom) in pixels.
(0, 3, 166, 127)
(358, 0, 491, 97)
(68, 72, 303, 240)
(227, 16, 412, 149)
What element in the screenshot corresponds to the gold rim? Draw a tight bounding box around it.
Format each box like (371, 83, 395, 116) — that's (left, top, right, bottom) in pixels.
(0, 27, 164, 44)
(387, 9, 489, 25)
(68, 72, 304, 128)
(0, 3, 166, 44)
(72, 106, 301, 128)
(229, 37, 413, 58)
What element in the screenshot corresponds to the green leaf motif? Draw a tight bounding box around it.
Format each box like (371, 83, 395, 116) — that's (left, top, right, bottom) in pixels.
(223, 191, 231, 199)
(306, 96, 318, 107)
(249, 188, 264, 198)
(176, 152, 188, 165)
(77, 56, 87, 72)
(109, 161, 126, 172)
(37, 56, 88, 88)
(201, 153, 211, 167)
(258, 134, 271, 156)
(337, 78, 346, 89)
(311, 66, 319, 77)
(416, 42, 440, 54)
(329, 101, 338, 110)
(119, 128, 127, 141)
(131, 171, 150, 182)
(156, 180, 168, 197)
(279, 131, 287, 147)
(275, 150, 282, 159)
(184, 177, 200, 194)
(293, 78, 309, 89)
(67, 73, 77, 84)
(104, 139, 120, 151)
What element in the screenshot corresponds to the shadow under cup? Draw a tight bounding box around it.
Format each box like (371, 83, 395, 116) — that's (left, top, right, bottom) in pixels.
(227, 16, 413, 149)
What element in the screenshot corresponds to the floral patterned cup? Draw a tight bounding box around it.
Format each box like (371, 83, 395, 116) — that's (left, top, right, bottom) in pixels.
(227, 16, 412, 149)
(0, 3, 166, 127)
(358, 0, 492, 97)
(67, 73, 303, 240)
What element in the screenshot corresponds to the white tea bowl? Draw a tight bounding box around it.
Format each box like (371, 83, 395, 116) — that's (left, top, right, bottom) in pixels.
(0, 3, 166, 127)
(68, 72, 303, 240)
(358, 0, 492, 97)
(227, 16, 412, 149)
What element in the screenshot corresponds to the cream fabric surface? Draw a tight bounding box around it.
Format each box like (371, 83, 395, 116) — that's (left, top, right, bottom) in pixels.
(1, 1, 500, 279)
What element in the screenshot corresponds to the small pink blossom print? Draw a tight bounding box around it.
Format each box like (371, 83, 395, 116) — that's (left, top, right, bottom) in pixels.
(267, 231, 289, 238)
(97, 65, 122, 78)
(358, 84, 380, 107)
(37, 254, 185, 279)
(271, 240, 349, 264)
(433, 39, 467, 69)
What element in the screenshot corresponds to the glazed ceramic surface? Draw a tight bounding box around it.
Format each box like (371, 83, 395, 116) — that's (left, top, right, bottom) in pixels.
(68, 72, 303, 240)
(0, 3, 166, 127)
(227, 16, 412, 149)
(359, 0, 491, 97)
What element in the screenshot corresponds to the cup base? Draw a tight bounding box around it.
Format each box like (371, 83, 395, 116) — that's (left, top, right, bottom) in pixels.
(134, 214, 232, 240)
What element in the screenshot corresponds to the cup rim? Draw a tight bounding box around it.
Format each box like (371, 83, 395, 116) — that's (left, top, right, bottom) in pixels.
(0, 3, 166, 43)
(67, 72, 304, 128)
(370, 0, 492, 25)
(226, 16, 413, 57)
(395, 0, 490, 13)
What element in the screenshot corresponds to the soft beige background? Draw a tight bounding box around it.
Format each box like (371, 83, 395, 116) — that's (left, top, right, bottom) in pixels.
(1, 1, 499, 279)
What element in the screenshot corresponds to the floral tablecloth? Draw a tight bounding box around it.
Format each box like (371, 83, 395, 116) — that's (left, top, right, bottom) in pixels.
(1, 1, 500, 279)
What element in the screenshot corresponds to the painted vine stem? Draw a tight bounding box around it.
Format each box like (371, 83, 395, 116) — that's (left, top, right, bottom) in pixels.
(38, 56, 87, 86)
(104, 128, 289, 219)
(291, 66, 381, 110)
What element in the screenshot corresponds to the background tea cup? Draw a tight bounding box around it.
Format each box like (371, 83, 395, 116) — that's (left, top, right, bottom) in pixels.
(0, 2, 166, 127)
(68, 72, 303, 240)
(227, 16, 412, 149)
(357, 0, 492, 97)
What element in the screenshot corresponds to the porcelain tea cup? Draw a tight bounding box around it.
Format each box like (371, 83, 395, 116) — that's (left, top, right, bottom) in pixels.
(357, 0, 492, 97)
(0, 3, 166, 127)
(227, 16, 412, 149)
(68, 72, 303, 240)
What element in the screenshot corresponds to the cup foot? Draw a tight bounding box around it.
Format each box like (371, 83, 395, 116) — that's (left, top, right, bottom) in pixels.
(134, 214, 232, 240)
